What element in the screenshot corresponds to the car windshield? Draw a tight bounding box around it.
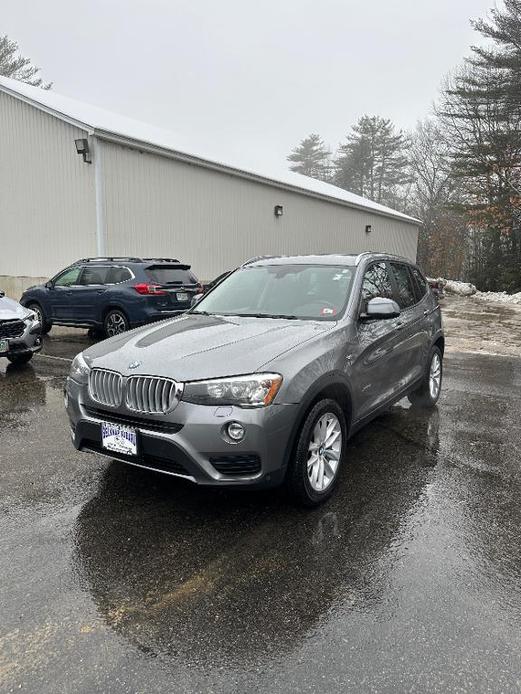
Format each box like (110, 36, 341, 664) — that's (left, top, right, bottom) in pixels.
(193, 264, 355, 320)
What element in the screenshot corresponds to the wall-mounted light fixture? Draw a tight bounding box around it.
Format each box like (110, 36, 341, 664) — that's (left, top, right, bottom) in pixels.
(274, 204, 284, 217)
(75, 138, 91, 164)
(365, 224, 372, 234)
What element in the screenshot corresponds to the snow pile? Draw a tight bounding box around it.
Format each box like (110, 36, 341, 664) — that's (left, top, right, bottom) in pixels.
(428, 277, 477, 296)
(475, 290, 521, 305)
(443, 279, 477, 296)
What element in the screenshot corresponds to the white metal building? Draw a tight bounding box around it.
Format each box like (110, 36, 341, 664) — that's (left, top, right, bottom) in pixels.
(0, 75, 419, 294)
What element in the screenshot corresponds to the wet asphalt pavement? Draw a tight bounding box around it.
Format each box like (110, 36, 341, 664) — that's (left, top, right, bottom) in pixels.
(1, 328, 521, 693)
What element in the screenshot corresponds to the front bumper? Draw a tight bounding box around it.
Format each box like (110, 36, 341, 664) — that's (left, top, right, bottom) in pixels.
(1, 321, 42, 357)
(65, 377, 298, 488)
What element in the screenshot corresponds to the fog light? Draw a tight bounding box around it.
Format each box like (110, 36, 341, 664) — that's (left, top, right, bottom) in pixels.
(226, 421, 245, 441)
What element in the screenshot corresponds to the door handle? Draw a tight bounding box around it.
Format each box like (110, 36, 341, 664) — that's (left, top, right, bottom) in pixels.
(96, 289, 107, 294)
(394, 321, 404, 330)
(423, 310, 429, 317)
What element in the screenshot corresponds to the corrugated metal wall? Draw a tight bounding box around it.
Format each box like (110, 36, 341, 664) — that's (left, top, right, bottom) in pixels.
(0, 92, 97, 278)
(101, 142, 419, 280)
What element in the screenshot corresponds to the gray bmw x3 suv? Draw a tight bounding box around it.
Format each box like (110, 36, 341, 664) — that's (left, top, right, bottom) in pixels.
(65, 252, 444, 506)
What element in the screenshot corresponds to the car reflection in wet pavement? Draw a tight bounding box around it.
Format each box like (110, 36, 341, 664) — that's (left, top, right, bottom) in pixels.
(1, 343, 521, 693)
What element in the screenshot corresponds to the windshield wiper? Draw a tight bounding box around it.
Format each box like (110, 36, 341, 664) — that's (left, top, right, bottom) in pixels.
(234, 313, 301, 320)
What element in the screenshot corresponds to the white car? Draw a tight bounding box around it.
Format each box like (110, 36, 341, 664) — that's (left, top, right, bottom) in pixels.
(0, 289, 42, 365)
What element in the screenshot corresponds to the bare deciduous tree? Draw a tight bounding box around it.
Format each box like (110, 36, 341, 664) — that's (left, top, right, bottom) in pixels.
(0, 34, 51, 88)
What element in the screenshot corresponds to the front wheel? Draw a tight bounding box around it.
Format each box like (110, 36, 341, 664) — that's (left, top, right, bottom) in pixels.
(408, 346, 443, 408)
(103, 309, 129, 338)
(286, 398, 347, 507)
(7, 352, 33, 366)
(27, 302, 52, 334)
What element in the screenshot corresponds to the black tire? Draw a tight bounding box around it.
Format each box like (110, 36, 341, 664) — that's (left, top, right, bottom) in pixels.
(286, 398, 347, 507)
(103, 309, 129, 338)
(7, 352, 33, 366)
(27, 302, 52, 334)
(87, 327, 104, 339)
(407, 346, 443, 408)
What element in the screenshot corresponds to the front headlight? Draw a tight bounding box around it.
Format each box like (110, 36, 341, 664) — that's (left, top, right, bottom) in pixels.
(69, 353, 91, 384)
(182, 373, 283, 408)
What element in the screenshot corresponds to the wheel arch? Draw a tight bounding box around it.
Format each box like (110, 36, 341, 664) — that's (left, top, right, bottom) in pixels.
(281, 372, 353, 474)
(101, 304, 129, 322)
(433, 334, 445, 355)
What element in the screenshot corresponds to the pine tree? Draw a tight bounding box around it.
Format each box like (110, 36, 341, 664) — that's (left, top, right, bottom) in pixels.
(0, 34, 51, 88)
(287, 134, 331, 181)
(334, 116, 410, 206)
(436, 1, 521, 292)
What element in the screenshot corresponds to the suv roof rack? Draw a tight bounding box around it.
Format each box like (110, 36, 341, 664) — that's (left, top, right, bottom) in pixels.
(75, 256, 143, 264)
(74, 256, 181, 264)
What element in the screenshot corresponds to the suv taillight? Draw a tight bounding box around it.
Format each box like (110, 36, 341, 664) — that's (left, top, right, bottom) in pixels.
(133, 283, 168, 296)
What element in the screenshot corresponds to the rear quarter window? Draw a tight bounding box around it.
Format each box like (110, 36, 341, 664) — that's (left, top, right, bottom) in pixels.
(106, 266, 132, 284)
(146, 266, 197, 285)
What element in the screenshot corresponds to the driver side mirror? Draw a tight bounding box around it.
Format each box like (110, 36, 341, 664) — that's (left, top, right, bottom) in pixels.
(0, 289, 5, 298)
(45, 280, 54, 289)
(362, 297, 401, 320)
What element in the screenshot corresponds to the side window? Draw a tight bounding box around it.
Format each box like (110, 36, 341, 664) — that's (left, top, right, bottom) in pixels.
(106, 266, 132, 284)
(360, 262, 394, 312)
(79, 266, 110, 286)
(411, 267, 428, 301)
(54, 267, 82, 287)
(390, 263, 417, 309)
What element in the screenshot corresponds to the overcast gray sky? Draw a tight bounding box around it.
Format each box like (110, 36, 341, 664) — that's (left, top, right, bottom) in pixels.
(4, 0, 494, 170)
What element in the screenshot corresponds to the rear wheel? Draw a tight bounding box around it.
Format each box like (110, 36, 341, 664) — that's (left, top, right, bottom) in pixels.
(27, 302, 52, 334)
(103, 309, 129, 338)
(286, 398, 347, 507)
(408, 346, 443, 408)
(7, 352, 33, 366)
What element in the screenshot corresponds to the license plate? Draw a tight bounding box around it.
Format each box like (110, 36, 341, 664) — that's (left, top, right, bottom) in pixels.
(101, 422, 137, 456)
(0, 339, 8, 355)
(176, 292, 189, 302)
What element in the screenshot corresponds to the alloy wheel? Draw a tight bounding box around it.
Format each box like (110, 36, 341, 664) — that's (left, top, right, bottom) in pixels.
(106, 312, 127, 336)
(307, 412, 342, 492)
(429, 352, 442, 399)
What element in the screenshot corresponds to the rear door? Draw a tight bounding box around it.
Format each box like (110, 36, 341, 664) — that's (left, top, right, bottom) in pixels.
(74, 265, 111, 322)
(145, 264, 200, 312)
(351, 261, 407, 419)
(387, 262, 430, 388)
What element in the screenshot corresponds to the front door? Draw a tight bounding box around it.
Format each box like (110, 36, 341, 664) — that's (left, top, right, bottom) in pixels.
(350, 261, 407, 420)
(47, 266, 83, 320)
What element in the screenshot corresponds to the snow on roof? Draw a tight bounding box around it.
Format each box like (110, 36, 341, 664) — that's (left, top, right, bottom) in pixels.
(0, 76, 419, 225)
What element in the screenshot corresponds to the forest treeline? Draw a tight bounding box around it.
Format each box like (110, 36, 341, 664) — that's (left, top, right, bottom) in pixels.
(287, 1, 521, 292)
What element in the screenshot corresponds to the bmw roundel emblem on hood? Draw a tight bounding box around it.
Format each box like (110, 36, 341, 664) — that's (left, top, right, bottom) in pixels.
(128, 361, 142, 370)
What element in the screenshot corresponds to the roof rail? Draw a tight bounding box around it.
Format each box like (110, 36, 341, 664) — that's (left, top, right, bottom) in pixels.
(353, 251, 410, 264)
(74, 256, 143, 264)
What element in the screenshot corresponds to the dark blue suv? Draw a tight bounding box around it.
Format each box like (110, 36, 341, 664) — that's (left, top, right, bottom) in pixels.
(20, 257, 203, 337)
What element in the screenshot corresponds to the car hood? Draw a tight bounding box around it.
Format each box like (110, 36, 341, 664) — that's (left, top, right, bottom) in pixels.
(0, 296, 28, 320)
(83, 313, 333, 381)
